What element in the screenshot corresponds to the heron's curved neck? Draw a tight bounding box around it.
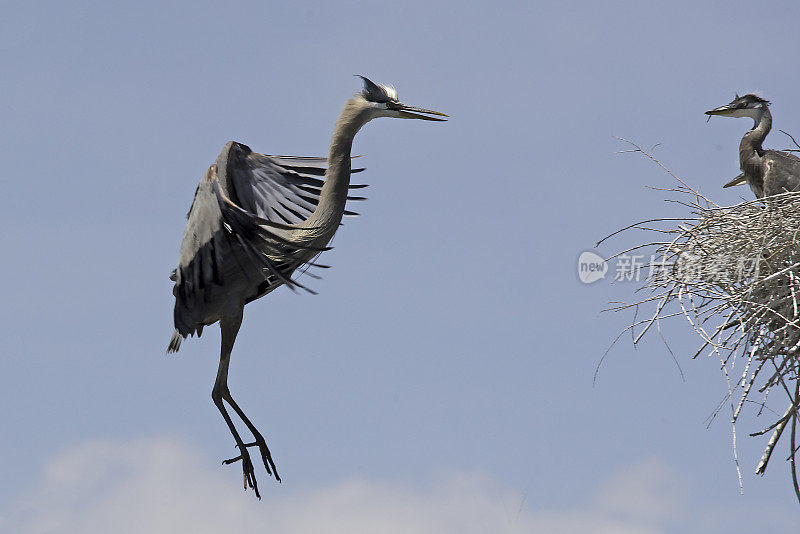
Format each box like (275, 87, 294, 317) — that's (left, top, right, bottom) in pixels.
(740, 106, 772, 164)
(300, 98, 372, 242)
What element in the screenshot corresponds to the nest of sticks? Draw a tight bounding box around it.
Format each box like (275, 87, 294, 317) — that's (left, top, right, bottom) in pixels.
(602, 141, 800, 500)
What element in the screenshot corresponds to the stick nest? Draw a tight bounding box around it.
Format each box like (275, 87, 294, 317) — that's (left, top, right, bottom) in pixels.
(603, 141, 800, 499)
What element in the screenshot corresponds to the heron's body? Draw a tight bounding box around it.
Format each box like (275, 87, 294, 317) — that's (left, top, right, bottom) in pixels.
(167, 77, 446, 497)
(706, 94, 800, 198)
(170, 144, 352, 341)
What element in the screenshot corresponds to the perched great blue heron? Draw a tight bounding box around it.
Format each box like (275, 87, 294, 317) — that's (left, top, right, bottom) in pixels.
(167, 76, 446, 497)
(705, 93, 800, 198)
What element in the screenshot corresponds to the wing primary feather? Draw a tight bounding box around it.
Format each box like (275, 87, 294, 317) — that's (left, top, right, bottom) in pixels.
(231, 231, 303, 292)
(214, 180, 330, 251)
(211, 179, 324, 293)
(301, 271, 323, 280)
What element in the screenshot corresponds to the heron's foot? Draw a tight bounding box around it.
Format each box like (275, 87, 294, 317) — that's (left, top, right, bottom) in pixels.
(223, 444, 261, 499)
(227, 438, 281, 483)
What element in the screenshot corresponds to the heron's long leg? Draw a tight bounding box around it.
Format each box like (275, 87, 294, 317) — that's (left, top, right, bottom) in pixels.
(220, 386, 281, 481)
(213, 309, 262, 498)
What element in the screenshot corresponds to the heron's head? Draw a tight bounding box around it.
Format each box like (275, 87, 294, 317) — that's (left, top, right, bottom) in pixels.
(705, 93, 770, 127)
(354, 75, 448, 122)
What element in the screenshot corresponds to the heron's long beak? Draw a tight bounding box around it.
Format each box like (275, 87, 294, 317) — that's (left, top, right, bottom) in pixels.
(705, 105, 735, 117)
(396, 104, 449, 121)
(723, 173, 747, 188)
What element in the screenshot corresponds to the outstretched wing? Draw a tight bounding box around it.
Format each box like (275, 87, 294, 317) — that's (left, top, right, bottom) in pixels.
(169, 142, 366, 349)
(217, 141, 366, 224)
(171, 164, 311, 340)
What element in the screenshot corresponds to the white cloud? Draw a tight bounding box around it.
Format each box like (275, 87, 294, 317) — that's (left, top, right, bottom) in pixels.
(594, 458, 686, 523)
(0, 437, 784, 534)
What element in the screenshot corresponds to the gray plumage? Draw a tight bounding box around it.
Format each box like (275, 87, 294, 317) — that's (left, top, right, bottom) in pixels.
(168, 146, 364, 341)
(167, 76, 447, 498)
(706, 94, 800, 198)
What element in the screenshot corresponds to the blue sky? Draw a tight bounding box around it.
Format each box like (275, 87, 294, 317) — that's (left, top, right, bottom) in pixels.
(3, 1, 800, 531)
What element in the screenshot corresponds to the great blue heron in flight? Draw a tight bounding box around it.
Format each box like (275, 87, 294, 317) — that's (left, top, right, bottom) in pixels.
(167, 76, 447, 497)
(705, 93, 800, 198)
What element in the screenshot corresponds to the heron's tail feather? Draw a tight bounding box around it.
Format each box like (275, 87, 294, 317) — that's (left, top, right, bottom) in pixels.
(167, 329, 183, 353)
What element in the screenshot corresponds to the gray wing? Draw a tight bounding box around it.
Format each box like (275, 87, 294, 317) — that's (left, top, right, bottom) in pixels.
(171, 164, 312, 339)
(170, 143, 366, 344)
(763, 150, 800, 196)
(217, 141, 366, 224)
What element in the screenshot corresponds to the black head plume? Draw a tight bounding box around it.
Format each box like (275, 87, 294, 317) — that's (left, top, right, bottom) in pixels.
(734, 93, 770, 106)
(356, 75, 398, 103)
